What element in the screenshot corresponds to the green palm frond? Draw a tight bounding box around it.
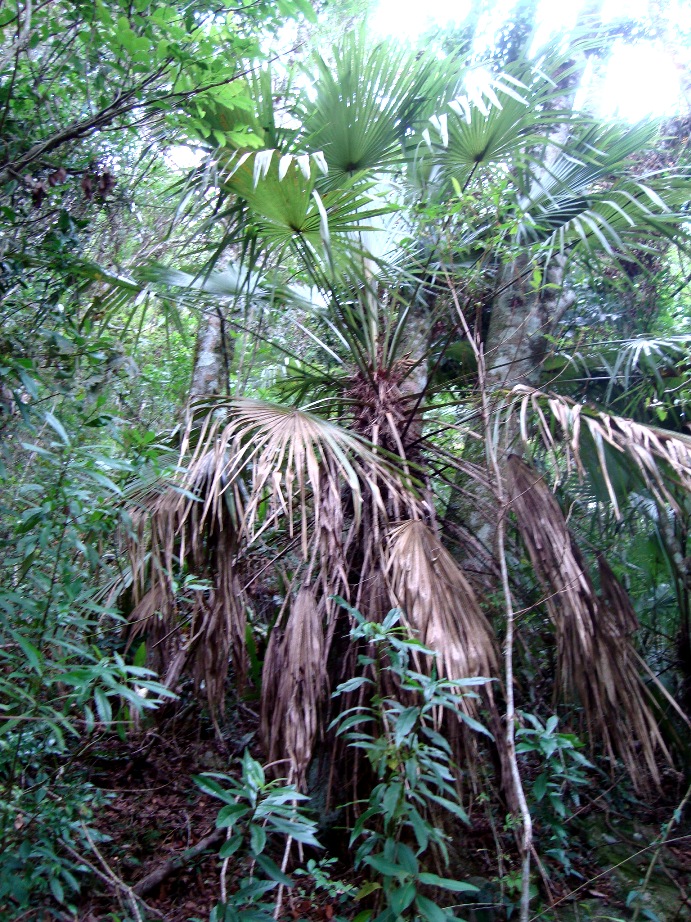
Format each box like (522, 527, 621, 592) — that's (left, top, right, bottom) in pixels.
(514, 123, 689, 252)
(545, 334, 691, 424)
(427, 54, 573, 196)
(431, 88, 550, 192)
(222, 148, 398, 261)
(302, 30, 445, 188)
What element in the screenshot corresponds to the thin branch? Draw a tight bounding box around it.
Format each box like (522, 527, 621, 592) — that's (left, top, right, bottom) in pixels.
(631, 781, 691, 922)
(446, 269, 534, 922)
(528, 835, 691, 920)
(133, 827, 224, 897)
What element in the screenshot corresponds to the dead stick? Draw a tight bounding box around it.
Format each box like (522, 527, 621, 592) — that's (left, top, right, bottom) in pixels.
(133, 828, 224, 897)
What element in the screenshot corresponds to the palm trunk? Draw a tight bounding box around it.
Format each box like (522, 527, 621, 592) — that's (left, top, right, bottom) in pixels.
(486, 253, 575, 391)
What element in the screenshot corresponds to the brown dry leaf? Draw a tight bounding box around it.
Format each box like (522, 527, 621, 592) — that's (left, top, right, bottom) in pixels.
(510, 386, 691, 514)
(507, 454, 669, 788)
(385, 519, 498, 715)
(260, 587, 328, 788)
(125, 458, 246, 729)
(124, 396, 407, 729)
(181, 397, 407, 558)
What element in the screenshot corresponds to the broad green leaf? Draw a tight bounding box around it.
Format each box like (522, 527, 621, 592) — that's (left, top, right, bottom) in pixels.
(217, 803, 250, 827)
(254, 853, 293, 886)
(415, 895, 448, 922)
(418, 873, 478, 892)
(249, 823, 267, 855)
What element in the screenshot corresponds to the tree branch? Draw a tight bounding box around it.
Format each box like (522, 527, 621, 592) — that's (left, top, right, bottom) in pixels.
(132, 827, 224, 897)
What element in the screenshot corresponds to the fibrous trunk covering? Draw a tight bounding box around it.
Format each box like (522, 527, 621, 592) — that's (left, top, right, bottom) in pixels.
(127, 454, 246, 731)
(507, 454, 668, 788)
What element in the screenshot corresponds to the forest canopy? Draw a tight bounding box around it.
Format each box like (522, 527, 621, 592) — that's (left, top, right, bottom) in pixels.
(1, 1, 690, 920)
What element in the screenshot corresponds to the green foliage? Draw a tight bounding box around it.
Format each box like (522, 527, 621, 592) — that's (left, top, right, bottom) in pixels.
(294, 856, 358, 904)
(332, 608, 482, 922)
(195, 750, 321, 922)
(1, 1, 691, 918)
(0, 407, 175, 915)
(515, 713, 592, 874)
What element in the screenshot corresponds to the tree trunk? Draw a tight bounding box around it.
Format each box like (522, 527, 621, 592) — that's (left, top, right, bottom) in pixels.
(190, 309, 230, 398)
(398, 307, 431, 455)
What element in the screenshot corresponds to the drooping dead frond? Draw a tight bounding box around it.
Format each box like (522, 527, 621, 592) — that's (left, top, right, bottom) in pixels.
(260, 587, 327, 788)
(125, 396, 417, 735)
(510, 386, 691, 515)
(385, 520, 498, 713)
(507, 454, 669, 788)
(126, 459, 246, 730)
(597, 553, 639, 637)
(181, 397, 415, 559)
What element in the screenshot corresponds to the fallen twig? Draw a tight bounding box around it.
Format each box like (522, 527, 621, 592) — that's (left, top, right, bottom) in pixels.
(133, 827, 224, 897)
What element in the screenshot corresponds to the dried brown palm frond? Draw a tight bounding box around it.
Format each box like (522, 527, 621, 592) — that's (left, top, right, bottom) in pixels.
(597, 553, 639, 636)
(385, 519, 499, 714)
(125, 396, 415, 726)
(260, 587, 327, 788)
(509, 386, 691, 515)
(179, 396, 423, 661)
(126, 458, 246, 730)
(180, 397, 416, 558)
(507, 454, 669, 788)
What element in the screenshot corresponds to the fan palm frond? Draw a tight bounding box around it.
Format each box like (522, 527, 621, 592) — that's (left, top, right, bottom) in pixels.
(426, 52, 575, 197)
(222, 148, 397, 261)
(431, 87, 552, 193)
(514, 123, 690, 253)
(509, 386, 691, 516)
(179, 397, 416, 557)
(303, 30, 444, 188)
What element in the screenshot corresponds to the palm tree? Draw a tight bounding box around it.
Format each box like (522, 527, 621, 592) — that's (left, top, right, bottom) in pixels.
(122, 29, 691, 806)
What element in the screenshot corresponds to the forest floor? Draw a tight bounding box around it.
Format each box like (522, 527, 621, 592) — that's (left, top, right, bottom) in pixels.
(71, 706, 691, 922)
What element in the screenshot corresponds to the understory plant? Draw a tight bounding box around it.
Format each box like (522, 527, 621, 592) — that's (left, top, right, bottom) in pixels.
(515, 713, 592, 876)
(0, 411, 175, 916)
(195, 750, 322, 922)
(332, 607, 486, 922)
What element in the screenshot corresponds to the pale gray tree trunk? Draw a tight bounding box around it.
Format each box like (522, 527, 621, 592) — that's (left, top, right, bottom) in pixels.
(190, 309, 230, 398)
(450, 19, 602, 581)
(398, 308, 431, 452)
(485, 253, 575, 391)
